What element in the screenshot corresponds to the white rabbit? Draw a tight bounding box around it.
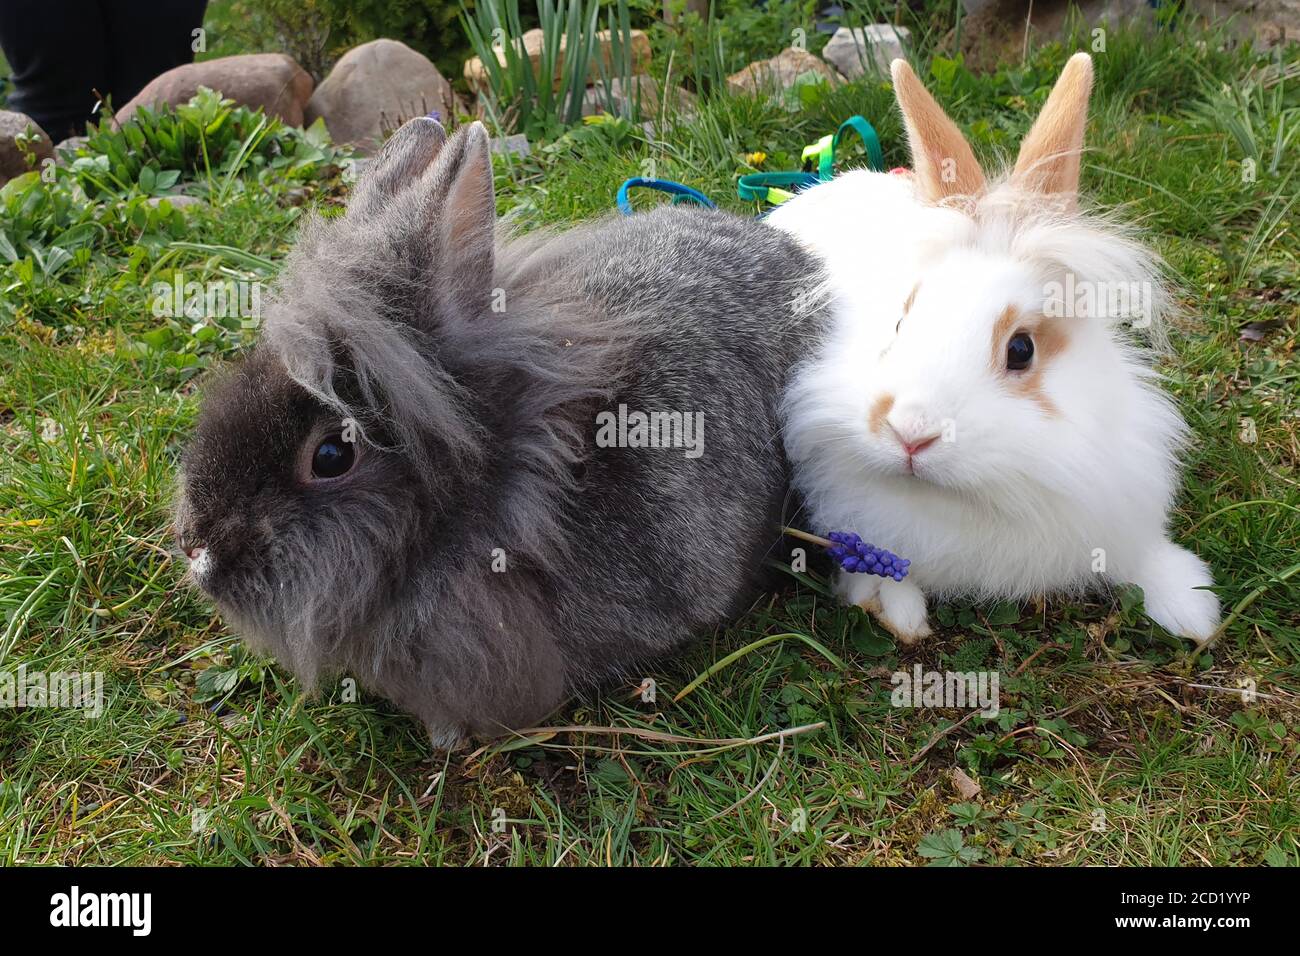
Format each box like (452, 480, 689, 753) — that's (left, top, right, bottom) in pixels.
(768, 53, 1221, 645)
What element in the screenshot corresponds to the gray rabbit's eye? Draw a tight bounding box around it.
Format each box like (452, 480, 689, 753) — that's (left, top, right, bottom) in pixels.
(312, 435, 355, 479)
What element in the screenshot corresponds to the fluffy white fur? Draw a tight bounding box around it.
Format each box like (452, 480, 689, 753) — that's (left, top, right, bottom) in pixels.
(767, 54, 1220, 644)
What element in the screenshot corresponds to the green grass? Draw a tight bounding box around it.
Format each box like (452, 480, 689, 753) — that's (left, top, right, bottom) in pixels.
(1, 17, 1297, 866)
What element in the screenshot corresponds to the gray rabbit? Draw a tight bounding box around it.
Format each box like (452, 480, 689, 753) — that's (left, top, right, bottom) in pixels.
(175, 118, 826, 747)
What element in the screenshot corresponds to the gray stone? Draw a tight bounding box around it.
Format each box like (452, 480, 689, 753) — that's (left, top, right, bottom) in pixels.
(115, 54, 313, 126)
(146, 194, 204, 209)
(822, 25, 913, 79)
(306, 39, 457, 154)
(490, 134, 531, 158)
(54, 135, 89, 164)
(0, 110, 54, 186)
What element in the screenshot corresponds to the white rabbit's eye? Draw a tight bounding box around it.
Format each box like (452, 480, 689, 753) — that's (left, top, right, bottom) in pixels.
(312, 435, 355, 479)
(1006, 332, 1035, 371)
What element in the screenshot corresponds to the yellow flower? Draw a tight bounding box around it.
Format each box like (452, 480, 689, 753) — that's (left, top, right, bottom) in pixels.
(744, 151, 767, 167)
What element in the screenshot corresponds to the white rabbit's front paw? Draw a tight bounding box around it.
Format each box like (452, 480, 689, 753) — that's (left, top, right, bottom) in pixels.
(1130, 540, 1221, 644)
(834, 570, 882, 612)
(875, 578, 932, 645)
(835, 572, 931, 644)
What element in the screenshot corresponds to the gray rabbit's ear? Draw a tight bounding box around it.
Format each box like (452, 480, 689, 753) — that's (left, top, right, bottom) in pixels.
(423, 121, 496, 317)
(347, 117, 447, 218)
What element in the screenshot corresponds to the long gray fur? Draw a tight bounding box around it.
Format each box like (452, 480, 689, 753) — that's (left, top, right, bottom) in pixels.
(175, 119, 827, 746)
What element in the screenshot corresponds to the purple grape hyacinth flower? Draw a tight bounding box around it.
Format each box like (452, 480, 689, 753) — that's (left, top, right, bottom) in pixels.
(824, 531, 910, 580)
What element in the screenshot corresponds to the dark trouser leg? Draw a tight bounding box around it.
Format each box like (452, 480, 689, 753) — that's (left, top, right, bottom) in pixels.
(0, 0, 209, 140)
(0, 0, 110, 140)
(101, 0, 209, 113)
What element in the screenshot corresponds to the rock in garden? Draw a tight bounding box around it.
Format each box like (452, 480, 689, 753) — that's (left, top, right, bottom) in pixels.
(490, 134, 531, 158)
(581, 75, 697, 119)
(114, 53, 313, 127)
(305, 39, 457, 154)
(54, 136, 89, 163)
(822, 24, 912, 79)
(464, 28, 652, 95)
(726, 47, 842, 96)
(146, 195, 204, 210)
(0, 110, 54, 186)
(949, 767, 982, 800)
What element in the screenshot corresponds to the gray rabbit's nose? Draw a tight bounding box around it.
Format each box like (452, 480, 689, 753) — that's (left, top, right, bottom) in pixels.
(173, 493, 205, 561)
(175, 528, 198, 554)
(185, 545, 213, 578)
(175, 526, 207, 562)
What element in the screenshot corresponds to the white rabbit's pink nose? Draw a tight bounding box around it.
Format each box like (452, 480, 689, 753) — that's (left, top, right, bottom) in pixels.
(888, 421, 941, 458)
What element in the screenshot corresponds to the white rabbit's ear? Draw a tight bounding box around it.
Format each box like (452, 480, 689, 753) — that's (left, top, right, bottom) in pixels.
(425, 121, 496, 316)
(1012, 53, 1093, 207)
(890, 58, 985, 204)
(348, 117, 447, 217)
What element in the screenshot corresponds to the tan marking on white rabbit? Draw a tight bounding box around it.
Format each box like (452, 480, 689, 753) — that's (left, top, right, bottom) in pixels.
(990, 305, 1070, 418)
(1025, 319, 1070, 366)
(868, 393, 894, 435)
(902, 282, 920, 315)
